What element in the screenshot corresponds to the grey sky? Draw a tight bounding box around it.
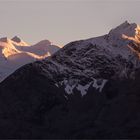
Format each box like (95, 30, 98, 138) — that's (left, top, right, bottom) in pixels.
(0, 0, 140, 46)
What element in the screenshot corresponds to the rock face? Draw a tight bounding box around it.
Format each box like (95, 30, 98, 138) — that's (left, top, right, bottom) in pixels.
(0, 21, 140, 138)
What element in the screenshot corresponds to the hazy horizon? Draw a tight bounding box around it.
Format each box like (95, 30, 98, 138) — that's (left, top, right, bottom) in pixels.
(0, 0, 140, 46)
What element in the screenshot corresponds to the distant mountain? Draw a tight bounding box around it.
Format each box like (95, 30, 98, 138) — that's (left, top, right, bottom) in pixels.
(0, 36, 60, 82)
(0, 21, 140, 138)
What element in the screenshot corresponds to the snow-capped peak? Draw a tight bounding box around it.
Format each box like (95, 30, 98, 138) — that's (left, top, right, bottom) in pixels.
(121, 24, 140, 44)
(11, 36, 29, 46)
(0, 37, 20, 58)
(34, 39, 52, 46)
(107, 21, 140, 44)
(0, 36, 60, 82)
(108, 21, 137, 40)
(11, 36, 22, 43)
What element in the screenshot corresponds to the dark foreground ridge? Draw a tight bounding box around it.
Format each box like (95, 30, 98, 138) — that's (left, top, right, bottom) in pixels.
(0, 62, 140, 138)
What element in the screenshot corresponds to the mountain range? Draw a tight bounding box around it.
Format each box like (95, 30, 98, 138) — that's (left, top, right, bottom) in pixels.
(0, 21, 140, 138)
(0, 36, 60, 82)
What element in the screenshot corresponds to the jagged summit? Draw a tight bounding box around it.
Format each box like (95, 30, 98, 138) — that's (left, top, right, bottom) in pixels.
(11, 36, 29, 46)
(110, 21, 136, 31)
(0, 36, 29, 47)
(11, 36, 22, 43)
(108, 21, 138, 40)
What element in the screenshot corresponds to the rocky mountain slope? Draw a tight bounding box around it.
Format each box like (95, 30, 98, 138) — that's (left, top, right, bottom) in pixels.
(0, 21, 140, 138)
(39, 21, 140, 96)
(0, 36, 60, 82)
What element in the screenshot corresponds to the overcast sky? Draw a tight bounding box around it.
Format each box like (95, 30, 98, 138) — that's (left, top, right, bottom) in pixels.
(0, 0, 139, 46)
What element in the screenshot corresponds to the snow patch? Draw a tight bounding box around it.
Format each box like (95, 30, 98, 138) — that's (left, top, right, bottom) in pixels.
(76, 83, 92, 96)
(92, 79, 108, 92)
(58, 78, 108, 96)
(65, 84, 76, 94)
